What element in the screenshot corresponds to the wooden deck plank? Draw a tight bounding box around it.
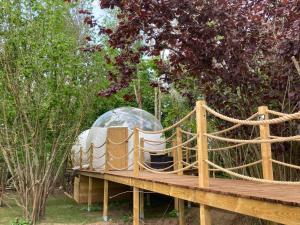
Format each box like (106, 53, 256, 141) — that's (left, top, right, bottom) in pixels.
(80, 169, 300, 225)
(101, 170, 300, 207)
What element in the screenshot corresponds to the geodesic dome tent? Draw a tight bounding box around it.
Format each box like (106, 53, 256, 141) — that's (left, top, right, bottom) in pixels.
(92, 107, 163, 131)
(72, 107, 165, 170)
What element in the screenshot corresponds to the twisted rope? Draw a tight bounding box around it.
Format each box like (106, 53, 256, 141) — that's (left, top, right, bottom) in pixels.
(106, 133, 134, 145)
(145, 160, 174, 164)
(205, 133, 300, 144)
(205, 160, 300, 185)
(182, 146, 198, 151)
(140, 162, 175, 172)
(271, 159, 300, 170)
(208, 160, 262, 171)
(204, 105, 300, 125)
(107, 149, 134, 160)
(182, 161, 198, 168)
(143, 140, 167, 146)
(208, 140, 259, 152)
(137, 108, 196, 134)
(211, 112, 259, 135)
(139, 135, 197, 153)
(107, 162, 133, 171)
(138, 161, 198, 174)
(180, 129, 197, 136)
(267, 110, 296, 118)
(270, 135, 300, 140)
(144, 132, 177, 145)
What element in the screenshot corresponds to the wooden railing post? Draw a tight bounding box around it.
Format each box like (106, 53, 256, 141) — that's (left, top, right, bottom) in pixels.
(88, 177, 93, 212)
(140, 190, 144, 219)
(172, 138, 179, 212)
(258, 106, 273, 180)
(176, 128, 185, 225)
(133, 128, 140, 225)
(196, 100, 209, 187)
(186, 129, 191, 165)
(172, 139, 178, 171)
(133, 186, 140, 225)
(196, 100, 211, 225)
(103, 180, 109, 222)
(89, 143, 94, 171)
(176, 127, 183, 175)
(134, 128, 140, 177)
(79, 147, 83, 170)
(140, 138, 144, 171)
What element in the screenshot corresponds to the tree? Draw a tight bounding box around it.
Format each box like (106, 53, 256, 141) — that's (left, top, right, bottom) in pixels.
(0, 0, 109, 222)
(97, 0, 300, 179)
(98, 0, 299, 111)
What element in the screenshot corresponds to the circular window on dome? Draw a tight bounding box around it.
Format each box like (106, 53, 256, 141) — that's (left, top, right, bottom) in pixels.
(92, 107, 163, 131)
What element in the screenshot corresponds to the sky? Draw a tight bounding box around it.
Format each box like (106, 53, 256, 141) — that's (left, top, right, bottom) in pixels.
(91, 0, 109, 25)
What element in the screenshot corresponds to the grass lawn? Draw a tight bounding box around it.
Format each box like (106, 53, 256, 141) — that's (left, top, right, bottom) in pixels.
(0, 192, 173, 225)
(0, 193, 103, 225)
(0, 192, 260, 225)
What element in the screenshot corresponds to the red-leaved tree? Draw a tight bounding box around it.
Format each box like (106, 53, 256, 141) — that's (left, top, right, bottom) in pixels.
(81, 0, 300, 178)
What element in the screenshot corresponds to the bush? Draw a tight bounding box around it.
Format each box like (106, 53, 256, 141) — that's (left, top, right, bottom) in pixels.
(11, 218, 32, 225)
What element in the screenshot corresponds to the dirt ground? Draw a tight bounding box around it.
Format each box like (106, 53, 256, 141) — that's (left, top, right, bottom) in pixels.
(40, 207, 262, 225)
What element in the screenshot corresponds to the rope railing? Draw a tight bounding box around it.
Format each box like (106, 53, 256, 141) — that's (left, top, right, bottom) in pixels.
(145, 160, 174, 164)
(138, 161, 198, 174)
(270, 135, 300, 140)
(143, 132, 177, 146)
(137, 108, 196, 134)
(182, 146, 198, 151)
(208, 160, 262, 172)
(182, 161, 198, 168)
(139, 135, 197, 153)
(210, 112, 259, 135)
(107, 161, 133, 171)
(107, 149, 134, 160)
(106, 133, 134, 145)
(205, 133, 300, 144)
(74, 100, 300, 188)
(180, 129, 197, 136)
(204, 104, 300, 126)
(205, 160, 300, 185)
(271, 159, 300, 170)
(140, 162, 175, 172)
(208, 138, 260, 152)
(267, 109, 300, 118)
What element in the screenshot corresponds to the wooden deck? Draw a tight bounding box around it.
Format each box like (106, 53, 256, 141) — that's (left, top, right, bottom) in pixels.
(80, 169, 300, 225)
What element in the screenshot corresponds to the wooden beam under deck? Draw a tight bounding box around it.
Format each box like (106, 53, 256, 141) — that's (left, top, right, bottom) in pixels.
(80, 170, 300, 225)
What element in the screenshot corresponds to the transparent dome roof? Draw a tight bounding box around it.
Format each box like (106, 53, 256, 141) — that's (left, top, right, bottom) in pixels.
(92, 107, 163, 131)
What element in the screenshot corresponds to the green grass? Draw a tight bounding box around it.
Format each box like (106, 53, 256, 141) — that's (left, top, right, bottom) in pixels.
(0, 193, 178, 225)
(0, 193, 103, 225)
(0, 197, 23, 225)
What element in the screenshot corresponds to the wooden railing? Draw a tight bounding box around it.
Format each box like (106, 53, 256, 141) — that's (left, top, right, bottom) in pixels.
(74, 100, 300, 225)
(76, 100, 300, 186)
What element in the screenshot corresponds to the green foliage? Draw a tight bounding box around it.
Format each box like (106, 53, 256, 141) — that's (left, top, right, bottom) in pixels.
(10, 218, 32, 225)
(168, 209, 178, 218)
(121, 214, 133, 223)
